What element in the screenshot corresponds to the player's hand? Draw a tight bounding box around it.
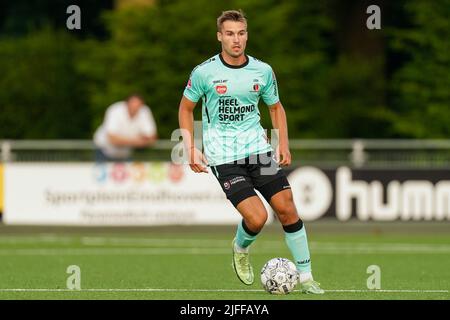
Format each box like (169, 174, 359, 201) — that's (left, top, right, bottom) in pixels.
(276, 145, 291, 166)
(188, 147, 208, 173)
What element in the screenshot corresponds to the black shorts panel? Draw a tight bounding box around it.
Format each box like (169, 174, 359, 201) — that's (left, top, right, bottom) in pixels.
(211, 151, 290, 206)
(246, 152, 286, 188)
(211, 162, 254, 198)
(228, 187, 258, 207)
(256, 175, 291, 204)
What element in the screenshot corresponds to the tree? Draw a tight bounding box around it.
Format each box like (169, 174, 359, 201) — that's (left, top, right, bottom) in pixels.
(79, 0, 333, 138)
(0, 28, 91, 138)
(388, 0, 450, 138)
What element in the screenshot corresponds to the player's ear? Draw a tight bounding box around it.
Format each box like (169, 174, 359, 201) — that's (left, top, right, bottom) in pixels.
(217, 31, 222, 42)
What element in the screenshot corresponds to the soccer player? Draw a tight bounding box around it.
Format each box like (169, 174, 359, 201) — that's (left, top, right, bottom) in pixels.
(178, 10, 324, 294)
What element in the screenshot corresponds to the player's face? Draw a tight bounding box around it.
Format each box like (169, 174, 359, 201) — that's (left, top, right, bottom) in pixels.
(127, 97, 144, 117)
(217, 21, 247, 58)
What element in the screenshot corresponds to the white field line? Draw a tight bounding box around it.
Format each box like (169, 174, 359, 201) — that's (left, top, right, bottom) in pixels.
(0, 236, 76, 244)
(0, 288, 447, 294)
(79, 239, 450, 254)
(2, 236, 450, 253)
(1, 235, 450, 251)
(1, 244, 450, 255)
(76, 241, 450, 254)
(1, 236, 450, 254)
(0, 248, 232, 255)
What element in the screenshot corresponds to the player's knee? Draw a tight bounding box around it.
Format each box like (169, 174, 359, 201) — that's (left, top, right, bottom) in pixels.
(246, 211, 268, 232)
(275, 203, 298, 225)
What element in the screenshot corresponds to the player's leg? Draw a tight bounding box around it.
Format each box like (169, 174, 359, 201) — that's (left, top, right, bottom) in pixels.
(232, 191, 268, 251)
(230, 192, 269, 285)
(211, 163, 268, 285)
(266, 187, 324, 294)
(257, 180, 312, 275)
(252, 152, 323, 294)
(268, 188, 310, 275)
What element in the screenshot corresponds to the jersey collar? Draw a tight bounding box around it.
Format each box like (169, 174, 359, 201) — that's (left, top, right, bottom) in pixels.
(219, 53, 249, 69)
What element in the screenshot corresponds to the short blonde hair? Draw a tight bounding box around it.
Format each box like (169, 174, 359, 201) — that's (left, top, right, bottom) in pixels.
(217, 10, 247, 31)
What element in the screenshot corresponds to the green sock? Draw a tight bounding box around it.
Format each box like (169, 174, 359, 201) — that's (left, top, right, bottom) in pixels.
(284, 221, 312, 273)
(235, 220, 258, 248)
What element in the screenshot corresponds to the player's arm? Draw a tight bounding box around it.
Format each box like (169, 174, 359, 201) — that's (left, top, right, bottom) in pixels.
(268, 101, 291, 166)
(178, 96, 208, 173)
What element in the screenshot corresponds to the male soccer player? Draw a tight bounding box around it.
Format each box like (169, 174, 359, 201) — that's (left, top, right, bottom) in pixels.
(178, 10, 323, 294)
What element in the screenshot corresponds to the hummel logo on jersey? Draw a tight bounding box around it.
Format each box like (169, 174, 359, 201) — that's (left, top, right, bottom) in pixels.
(213, 79, 228, 84)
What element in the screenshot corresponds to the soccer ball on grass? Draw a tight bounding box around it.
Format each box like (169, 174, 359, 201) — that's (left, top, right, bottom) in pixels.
(260, 257, 299, 294)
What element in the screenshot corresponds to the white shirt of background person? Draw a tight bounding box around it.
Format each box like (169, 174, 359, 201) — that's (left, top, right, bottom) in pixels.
(94, 95, 157, 159)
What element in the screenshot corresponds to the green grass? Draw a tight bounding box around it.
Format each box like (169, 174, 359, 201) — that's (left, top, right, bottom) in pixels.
(0, 224, 449, 300)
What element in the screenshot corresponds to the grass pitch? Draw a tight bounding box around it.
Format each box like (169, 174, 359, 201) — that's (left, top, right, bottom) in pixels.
(0, 221, 449, 300)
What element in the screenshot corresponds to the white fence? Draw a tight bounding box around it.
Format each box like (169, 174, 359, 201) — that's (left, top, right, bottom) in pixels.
(2, 139, 450, 168)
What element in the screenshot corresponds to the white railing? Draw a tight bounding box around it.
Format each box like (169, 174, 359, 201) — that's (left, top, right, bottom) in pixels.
(1, 139, 450, 168)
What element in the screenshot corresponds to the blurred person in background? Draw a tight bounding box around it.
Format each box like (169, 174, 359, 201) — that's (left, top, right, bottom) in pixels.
(94, 94, 158, 162)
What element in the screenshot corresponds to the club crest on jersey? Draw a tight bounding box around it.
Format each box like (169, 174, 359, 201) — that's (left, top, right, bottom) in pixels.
(216, 85, 227, 94)
(253, 84, 260, 92)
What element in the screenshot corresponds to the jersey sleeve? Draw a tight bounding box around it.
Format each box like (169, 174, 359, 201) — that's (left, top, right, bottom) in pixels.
(261, 66, 280, 106)
(183, 67, 205, 103)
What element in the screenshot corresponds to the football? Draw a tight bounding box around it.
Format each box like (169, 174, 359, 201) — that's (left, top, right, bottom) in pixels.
(260, 257, 299, 294)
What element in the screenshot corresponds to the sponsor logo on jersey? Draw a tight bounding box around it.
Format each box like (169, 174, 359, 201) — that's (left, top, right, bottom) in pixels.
(186, 79, 192, 88)
(224, 181, 231, 190)
(216, 85, 227, 94)
(218, 99, 256, 122)
(213, 79, 228, 84)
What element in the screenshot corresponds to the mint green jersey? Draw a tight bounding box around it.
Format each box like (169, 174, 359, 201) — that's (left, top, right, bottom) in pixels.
(183, 54, 280, 166)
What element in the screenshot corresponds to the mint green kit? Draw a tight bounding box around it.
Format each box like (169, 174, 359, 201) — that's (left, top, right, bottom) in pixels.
(183, 54, 280, 166)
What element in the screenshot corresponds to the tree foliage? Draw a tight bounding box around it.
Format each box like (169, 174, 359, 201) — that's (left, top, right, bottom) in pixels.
(0, 0, 448, 139)
(388, 0, 450, 138)
(0, 28, 91, 138)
